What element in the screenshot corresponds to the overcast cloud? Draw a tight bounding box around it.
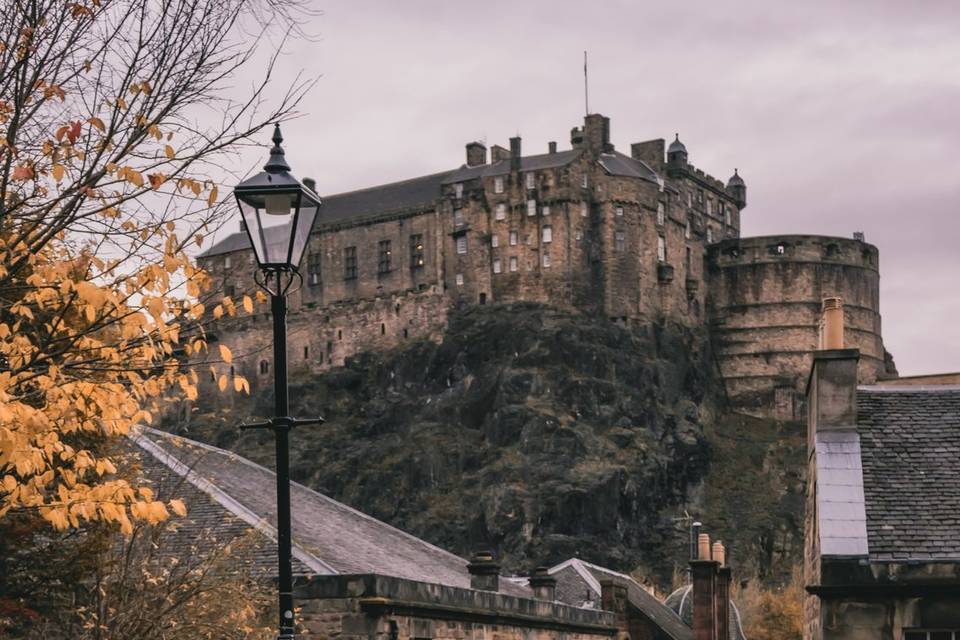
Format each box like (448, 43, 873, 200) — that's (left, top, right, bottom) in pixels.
(232, 0, 959, 375)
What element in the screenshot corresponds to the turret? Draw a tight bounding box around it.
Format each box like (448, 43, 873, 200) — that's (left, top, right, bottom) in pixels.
(667, 133, 688, 177)
(727, 168, 747, 209)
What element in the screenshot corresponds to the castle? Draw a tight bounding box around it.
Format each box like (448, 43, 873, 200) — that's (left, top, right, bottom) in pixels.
(197, 113, 893, 419)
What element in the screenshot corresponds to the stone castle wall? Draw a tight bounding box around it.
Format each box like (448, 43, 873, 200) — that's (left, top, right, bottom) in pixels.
(707, 235, 886, 420)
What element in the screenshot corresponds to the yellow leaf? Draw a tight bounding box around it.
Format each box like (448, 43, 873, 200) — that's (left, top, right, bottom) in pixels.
(219, 344, 232, 364)
(218, 375, 228, 392)
(88, 117, 105, 133)
(194, 233, 204, 247)
(213, 305, 224, 320)
(242, 295, 253, 314)
(207, 185, 218, 208)
(51, 164, 65, 182)
(169, 499, 187, 517)
(164, 144, 174, 160)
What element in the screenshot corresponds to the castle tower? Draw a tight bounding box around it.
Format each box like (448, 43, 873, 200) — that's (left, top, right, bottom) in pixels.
(667, 134, 688, 177)
(726, 169, 746, 210)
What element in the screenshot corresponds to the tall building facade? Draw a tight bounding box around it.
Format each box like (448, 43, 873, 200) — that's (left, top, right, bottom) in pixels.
(196, 113, 891, 419)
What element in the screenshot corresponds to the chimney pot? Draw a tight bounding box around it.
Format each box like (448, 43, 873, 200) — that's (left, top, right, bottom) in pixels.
(509, 136, 522, 171)
(467, 550, 500, 592)
(303, 177, 317, 193)
(712, 542, 725, 567)
(820, 297, 844, 350)
(691, 521, 702, 559)
(698, 533, 711, 561)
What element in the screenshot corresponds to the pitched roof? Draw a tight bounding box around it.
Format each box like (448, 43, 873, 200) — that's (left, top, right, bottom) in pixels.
(856, 386, 960, 562)
(547, 559, 693, 640)
(663, 584, 746, 640)
(130, 427, 531, 596)
(813, 429, 869, 557)
(442, 149, 581, 182)
(597, 151, 661, 185)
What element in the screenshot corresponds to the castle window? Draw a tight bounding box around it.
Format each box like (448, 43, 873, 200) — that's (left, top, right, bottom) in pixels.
(706, 199, 712, 216)
(454, 182, 463, 199)
(527, 199, 536, 216)
(615, 206, 623, 217)
(698, 189, 704, 203)
(706, 227, 714, 243)
(687, 192, 692, 207)
(542, 226, 552, 243)
(904, 631, 960, 640)
(493, 258, 502, 274)
(777, 243, 785, 255)
(685, 220, 691, 239)
(575, 230, 583, 241)
(409, 234, 424, 268)
(307, 252, 321, 286)
(542, 205, 550, 216)
(494, 176, 504, 194)
(686, 247, 692, 269)
(456, 236, 467, 254)
(509, 256, 518, 272)
(381, 323, 385, 335)
(259, 360, 269, 375)
(581, 202, 588, 217)
(724, 205, 731, 226)
(581, 174, 588, 188)
(509, 231, 518, 246)
(455, 273, 464, 286)
(491, 234, 499, 248)
(657, 236, 666, 262)
(344, 246, 357, 280)
(615, 231, 625, 252)
(454, 209, 464, 226)
(542, 252, 551, 268)
(526, 173, 535, 190)
(403, 328, 408, 338)
(495, 203, 506, 220)
(224, 255, 232, 269)
(303, 346, 309, 359)
(657, 202, 665, 226)
(338, 329, 342, 340)
(378, 240, 392, 274)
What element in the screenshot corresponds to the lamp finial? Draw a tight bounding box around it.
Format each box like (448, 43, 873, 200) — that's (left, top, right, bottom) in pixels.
(264, 123, 291, 173)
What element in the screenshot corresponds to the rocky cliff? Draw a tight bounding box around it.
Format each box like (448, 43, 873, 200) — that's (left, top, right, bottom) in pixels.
(175, 302, 802, 584)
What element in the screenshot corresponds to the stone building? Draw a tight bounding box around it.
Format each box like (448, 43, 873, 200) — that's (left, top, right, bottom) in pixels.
(197, 112, 891, 419)
(126, 426, 743, 640)
(803, 307, 960, 638)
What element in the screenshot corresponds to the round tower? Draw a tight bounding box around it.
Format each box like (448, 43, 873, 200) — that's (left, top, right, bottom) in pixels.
(667, 133, 688, 176)
(727, 169, 746, 210)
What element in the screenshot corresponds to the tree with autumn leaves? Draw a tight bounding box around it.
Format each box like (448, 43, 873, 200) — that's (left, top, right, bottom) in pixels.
(0, 0, 312, 635)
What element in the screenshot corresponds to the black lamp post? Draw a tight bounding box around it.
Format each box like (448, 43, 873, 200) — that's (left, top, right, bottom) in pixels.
(234, 124, 323, 639)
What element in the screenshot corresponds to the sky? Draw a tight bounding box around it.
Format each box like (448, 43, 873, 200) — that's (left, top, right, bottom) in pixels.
(231, 0, 960, 376)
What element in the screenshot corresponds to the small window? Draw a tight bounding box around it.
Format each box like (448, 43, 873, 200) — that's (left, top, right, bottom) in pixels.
(454, 183, 463, 199)
(491, 234, 499, 248)
(259, 360, 269, 375)
(494, 176, 504, 194)
(580, 202, 588, 217)
(456, 236, 467, 254)
(615, 231, 625, 252)
(303, 346, 309, 359)
(409, 234, 424, 268)
(454, 209, 464, 226)
(581, 174, 588, 188)
(493, 258, 502, 274)
(542, 226, 552, 243)
(527, 199, 536, 216)
(378, 240, 392, 274)
(687, 192, 692, 207)
(344, 246, 357, 280)
(706, 227, 714, 244)
(224, 255, 232, 269)
(455, 273, 464, 286)
(526, 173, 535, 190)
(575, 230, 583, 241)
(615, 206, 623, 217)
(777, 243, 785, 254)
(542, 252, 551, 268)
(509, 231, 518, 246)
(724, 205, 731, 226)
(657, 202, 665, 226)
(686, 246, 692, 269)
(307, 252, 321, 286)
(380, 323, 385, 335)
(697, 189, 704, 203)
(706, 199, 712, 216)
(542, 205, 550, 216)
(685, 220, 691, 239)
(495, 203, 506, 220)
(509, 256, 518, 272)
(657, 236, 666, 262)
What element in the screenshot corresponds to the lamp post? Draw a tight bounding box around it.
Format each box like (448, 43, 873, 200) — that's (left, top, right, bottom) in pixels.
(234, 124, 323, 639)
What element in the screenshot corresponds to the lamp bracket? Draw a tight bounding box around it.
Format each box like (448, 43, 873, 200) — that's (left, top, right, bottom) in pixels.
(239, 415, 325, 432)
(254, 268, 302, 298)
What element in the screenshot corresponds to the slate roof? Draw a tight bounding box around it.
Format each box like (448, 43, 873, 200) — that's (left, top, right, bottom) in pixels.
(129, 427, 531, 596)
(442, 150, 581, 182)
(856, 386, 960, 562)
(597, 151, 661, 185)
(813, 429, 869, 557)
(547, 559, 693, 640)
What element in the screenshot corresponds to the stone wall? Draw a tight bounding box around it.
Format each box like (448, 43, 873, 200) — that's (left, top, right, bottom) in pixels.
(295, 574, 618, 640)
(707, 235, 886, 420)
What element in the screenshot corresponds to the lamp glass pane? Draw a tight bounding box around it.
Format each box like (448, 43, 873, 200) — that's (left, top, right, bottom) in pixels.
(289, 198, 319, 268)
(237, 198, 268, 266)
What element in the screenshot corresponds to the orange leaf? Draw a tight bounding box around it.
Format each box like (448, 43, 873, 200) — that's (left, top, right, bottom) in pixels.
(164, 145, 174, 160)
(148, 173, 164, 190)
(206, 185, 218, 208)
(88, 117, 105, 133)
(51, 164, 65, 182)
(12, 165, 34, 181)
(218, 344, 232, 364)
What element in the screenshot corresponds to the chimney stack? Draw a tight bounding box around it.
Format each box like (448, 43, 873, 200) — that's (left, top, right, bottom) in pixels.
(303, 177, 317, 194)
(509, 136, 522, 171)
(716, 564, 731, 640)
(807, 296, 860, 434)
(467, 551, 500, 592)
(466, 142, 487, 167)
(548, 141, 557, 154)
(689, 527, 735, 640)
(529, 566, 557, 601)
(491, 144, 509, 164)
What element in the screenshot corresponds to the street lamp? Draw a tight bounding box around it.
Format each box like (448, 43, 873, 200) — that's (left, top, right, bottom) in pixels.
(235, 123, 323, 640)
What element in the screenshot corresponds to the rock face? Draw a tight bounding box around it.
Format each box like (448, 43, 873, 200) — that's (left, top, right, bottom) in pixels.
(182, 302, 725, 579)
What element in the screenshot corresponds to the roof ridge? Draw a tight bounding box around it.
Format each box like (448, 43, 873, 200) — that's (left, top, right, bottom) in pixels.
(137, 426, 472, 571)
(322, 169, 454, 200)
